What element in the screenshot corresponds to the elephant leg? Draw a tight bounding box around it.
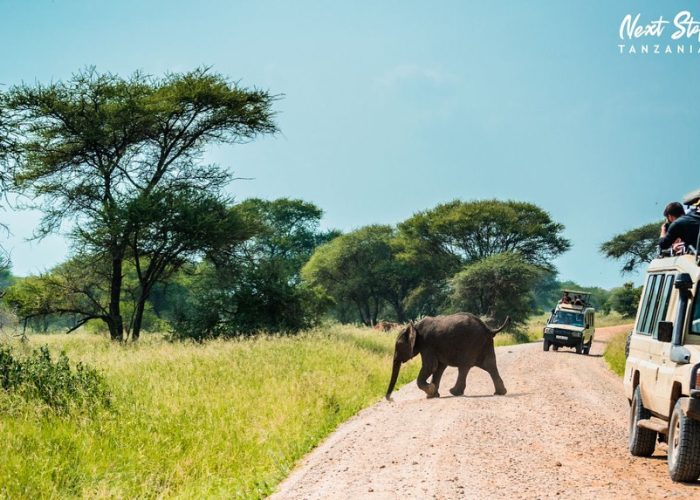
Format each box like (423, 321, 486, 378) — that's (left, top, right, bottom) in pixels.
(430, 362, 447, 395)
(417, 352, 439, 398)
(480, 352, 507, 395)
(450, 365, 470, 396)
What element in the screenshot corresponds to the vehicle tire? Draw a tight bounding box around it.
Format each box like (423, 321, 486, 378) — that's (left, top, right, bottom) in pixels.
(583, 341, 592, 355)
(575, 340, 583, 355)
(543, 339, 550, 352)
(629, 386, 657, 457)
(552, 345, 559, 351)
(668, 400, 700, 482)
(624, 330, 632, 359)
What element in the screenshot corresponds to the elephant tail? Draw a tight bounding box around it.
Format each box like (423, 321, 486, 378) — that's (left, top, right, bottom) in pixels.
(490, 316, 511, 335)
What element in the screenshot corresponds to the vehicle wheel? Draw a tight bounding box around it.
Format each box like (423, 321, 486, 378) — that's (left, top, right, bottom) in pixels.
(575, 340, 583, 354)
(583, 341, 592, 355)
(543, 339, 550, 352)
(552, 345, 559, 351)
(668, 400, 700, 482)
(629, 386, 657, 457)
(624, 330, 632, 359)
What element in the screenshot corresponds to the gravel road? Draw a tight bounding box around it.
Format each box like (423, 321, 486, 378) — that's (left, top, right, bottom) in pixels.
(271, 325, 700, 499)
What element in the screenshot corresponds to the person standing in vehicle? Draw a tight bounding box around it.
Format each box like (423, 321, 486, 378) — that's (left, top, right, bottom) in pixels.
(659, 201, 700, 254)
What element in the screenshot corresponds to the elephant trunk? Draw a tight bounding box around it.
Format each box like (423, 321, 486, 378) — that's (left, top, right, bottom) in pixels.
(385, 358, 402, 401)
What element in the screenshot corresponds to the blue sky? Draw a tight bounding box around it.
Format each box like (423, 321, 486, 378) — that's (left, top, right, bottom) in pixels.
(1, 0, 699, 288)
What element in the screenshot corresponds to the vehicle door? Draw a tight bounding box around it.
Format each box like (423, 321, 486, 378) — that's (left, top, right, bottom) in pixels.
(631, 274, 665, 412)
(647, 273, 676, 416)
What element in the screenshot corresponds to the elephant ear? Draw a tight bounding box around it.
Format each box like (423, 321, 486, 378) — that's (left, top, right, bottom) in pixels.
(408, 323, 416, 351)
(395, 323, 417, 363)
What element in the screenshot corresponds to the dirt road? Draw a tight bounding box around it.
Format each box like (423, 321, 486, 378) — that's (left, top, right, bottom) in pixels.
(271, 325, 700, 499)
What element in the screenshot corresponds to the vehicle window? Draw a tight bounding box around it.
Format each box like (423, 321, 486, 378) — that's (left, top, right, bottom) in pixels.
(691, 291, 700, 336)
(550, 311, 584, 327)
(637, 275, 660, 335)
(652, 274, 675, 338)
(645, 275, 665, 334)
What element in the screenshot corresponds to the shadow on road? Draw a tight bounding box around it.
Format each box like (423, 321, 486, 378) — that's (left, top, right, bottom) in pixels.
(442, 392, 530, 399)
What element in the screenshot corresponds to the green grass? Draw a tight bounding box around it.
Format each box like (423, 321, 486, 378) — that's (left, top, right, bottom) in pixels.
(604, 330, 628, 376)
(0, 325, 418, 499)
(0, 313, 632, 497)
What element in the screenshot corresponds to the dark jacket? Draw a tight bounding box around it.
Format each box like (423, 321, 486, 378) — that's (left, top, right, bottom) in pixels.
(659, 210, 700, 251)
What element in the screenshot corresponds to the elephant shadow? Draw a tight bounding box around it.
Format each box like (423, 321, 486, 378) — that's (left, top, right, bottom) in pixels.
(441, 391, 530, 399)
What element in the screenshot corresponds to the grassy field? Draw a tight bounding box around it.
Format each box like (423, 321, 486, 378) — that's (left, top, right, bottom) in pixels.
(0, 314, 632, 498)
(0, 325, 419, 499)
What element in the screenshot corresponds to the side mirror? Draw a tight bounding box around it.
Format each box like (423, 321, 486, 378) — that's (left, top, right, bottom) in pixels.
(657, 321, 673, 343)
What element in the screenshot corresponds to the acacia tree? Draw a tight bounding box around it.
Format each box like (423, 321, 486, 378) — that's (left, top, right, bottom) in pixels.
(4, 68, 277, 340)
(399, 200, 570, 269)
(125, 188, 251, 340)
(600, 222, 660, 274)
(397, 199, 569, 318)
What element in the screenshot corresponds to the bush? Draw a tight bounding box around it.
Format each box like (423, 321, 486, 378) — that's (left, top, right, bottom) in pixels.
(0, 346, 110, 413)
(609, 282, 642, 317)
(450, 252, 544, 325)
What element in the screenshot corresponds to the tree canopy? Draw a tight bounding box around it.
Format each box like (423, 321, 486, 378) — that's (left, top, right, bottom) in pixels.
(301, 225, 419, 325)
(608, 282, 643, 317)
(450, 252, 545, 325)
(171, 198, 336, 339)
(2, 68, 278, 340)
(600, 222, 661, 274)
(399, 199, 570, 270)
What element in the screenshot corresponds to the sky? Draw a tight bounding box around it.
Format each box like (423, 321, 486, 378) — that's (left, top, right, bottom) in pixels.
(1, 0, 700, 288)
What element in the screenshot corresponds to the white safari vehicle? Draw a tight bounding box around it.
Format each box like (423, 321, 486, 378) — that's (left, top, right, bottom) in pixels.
(624, 253, 700, 482)
(542, 290, 596, 354)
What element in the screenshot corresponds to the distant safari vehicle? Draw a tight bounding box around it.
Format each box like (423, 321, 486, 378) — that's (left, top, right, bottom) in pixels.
(542, 290, 596, 354)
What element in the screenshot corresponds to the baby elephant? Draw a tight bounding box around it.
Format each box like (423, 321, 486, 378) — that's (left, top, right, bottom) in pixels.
(385, 313, 509, 400)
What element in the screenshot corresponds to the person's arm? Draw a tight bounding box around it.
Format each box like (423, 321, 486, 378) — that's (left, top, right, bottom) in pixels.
(659, 220, 679, 250)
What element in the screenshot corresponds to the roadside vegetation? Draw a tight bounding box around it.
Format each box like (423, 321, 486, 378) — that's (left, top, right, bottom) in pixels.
(0, 325, 418, 498)
(604, 330, 629, 377)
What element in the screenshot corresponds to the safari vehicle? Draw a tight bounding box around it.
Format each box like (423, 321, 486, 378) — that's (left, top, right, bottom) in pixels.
(542, 290, 595, 354)
(624, 251, 700, 482)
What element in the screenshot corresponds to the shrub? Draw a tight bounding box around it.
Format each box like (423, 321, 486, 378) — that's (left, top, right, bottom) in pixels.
(450, 252, 544, 325)
(0, 345, 110, 413)
(609, 282, 642, 317)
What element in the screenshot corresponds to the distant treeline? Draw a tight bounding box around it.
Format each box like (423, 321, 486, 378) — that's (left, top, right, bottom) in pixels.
(0, 68, 641, 340)
(0, 195, 641, 340)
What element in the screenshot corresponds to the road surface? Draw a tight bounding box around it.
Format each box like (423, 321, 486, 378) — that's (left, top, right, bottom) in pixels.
(272, 325, 700, 499)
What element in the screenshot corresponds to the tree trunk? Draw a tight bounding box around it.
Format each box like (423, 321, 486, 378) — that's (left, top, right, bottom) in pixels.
(132, 283, 153, 341)
(356, 301, 371, 326)
(132, 297, 145, 341)
(392, 300, 407, 323)
(108, 256, 124, 341)
(371, 297, 380, 326)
